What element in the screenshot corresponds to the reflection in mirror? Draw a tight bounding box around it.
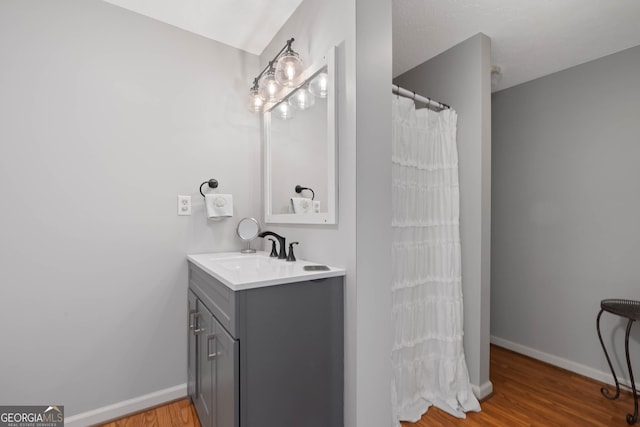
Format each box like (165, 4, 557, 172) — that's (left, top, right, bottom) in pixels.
(236, 217, 260, 253)
(270, 69, 327, 215)
(309, 72, 328, 98)
(264, 46, 337, 224)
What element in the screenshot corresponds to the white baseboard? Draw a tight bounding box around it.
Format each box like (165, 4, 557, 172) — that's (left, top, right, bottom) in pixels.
(490, 336, 633, 390)
(64, 383, 187, 427)
(472, 380, 494, 400)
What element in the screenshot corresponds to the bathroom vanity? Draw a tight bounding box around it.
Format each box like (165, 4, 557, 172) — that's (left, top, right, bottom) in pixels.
(187, 252, 345, 427)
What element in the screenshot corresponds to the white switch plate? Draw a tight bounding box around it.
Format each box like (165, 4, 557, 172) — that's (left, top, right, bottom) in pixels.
(177, 195, 191, 216)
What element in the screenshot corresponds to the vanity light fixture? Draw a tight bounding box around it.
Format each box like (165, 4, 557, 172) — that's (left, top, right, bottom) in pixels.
(247, 81, 264, 112)
(275, 45, 304, 87)
(246, 38, 303, 113)
(258, 66, 280, 103)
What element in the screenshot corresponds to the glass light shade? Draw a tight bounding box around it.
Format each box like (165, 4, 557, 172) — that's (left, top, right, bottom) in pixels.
(288, 87, 315, 111)
(275, 51, 304, 87)
(274, 102, 295, 120)
(246, 88, 264, 113)
(308, 72, 329, 98)
(258, 69, 281, 103)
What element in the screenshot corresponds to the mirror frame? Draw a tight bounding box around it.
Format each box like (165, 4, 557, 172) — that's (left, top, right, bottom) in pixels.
(236, 217, 260, 241)
(263, 46, 337, 225)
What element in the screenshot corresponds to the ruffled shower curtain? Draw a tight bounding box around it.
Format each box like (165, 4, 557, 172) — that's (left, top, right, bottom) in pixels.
(391, 96, 480, 425)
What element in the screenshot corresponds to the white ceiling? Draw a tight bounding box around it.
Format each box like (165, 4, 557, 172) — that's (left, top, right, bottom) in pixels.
(103, 0, 640, 92)
(102, 0, 304, 55)
(394, 0, 640, 91)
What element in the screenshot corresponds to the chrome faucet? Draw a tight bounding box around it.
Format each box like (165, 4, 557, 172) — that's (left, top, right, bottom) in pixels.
(258, 231, 287, 259)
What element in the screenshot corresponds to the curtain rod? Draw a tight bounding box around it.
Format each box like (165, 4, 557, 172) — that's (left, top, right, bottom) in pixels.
(392, 84, 450, 111)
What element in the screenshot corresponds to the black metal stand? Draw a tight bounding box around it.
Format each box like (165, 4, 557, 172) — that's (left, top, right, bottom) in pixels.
(597, 299, 640, 425)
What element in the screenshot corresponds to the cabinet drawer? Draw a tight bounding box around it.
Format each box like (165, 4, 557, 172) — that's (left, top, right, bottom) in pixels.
(189, 262, 237, 338)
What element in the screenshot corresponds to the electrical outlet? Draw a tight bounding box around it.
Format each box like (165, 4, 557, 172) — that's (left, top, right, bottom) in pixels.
(177, 195, 191, 216)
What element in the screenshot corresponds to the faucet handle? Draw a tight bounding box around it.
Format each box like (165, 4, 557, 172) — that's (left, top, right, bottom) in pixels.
(287, 242, 299, 262)
(268, 238, 278, 258)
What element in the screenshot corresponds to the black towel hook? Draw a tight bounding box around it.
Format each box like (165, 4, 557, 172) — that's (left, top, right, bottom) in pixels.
(199, 179, 219, 197)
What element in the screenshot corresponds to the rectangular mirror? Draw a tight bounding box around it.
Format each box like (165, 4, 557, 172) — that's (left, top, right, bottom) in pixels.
(264, 46, 337, 224)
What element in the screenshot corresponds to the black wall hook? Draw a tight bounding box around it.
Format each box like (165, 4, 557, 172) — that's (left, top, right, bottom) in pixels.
(199, 179, 219, 197)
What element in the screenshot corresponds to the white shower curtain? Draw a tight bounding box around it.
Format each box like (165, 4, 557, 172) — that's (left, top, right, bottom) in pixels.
(391, 95, 480, 425)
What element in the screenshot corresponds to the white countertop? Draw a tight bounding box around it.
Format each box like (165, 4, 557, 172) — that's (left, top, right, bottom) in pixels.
(187, 251, 346, 291)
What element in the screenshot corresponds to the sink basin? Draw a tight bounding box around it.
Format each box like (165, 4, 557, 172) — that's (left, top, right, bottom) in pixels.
(187, 251, 345, 290)
(216, 255, 277, 272)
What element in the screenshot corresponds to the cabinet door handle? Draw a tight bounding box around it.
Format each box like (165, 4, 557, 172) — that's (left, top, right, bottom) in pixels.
(193, 313, 204, 335)
(188, 309, 197, 330)
(207, 334, 217, 360)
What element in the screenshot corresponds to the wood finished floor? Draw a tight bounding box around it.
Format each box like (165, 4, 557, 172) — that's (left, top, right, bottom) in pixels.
(402, 345, 635, 427)
(100, 345, 635, 426)
(99, 398, 200, 427)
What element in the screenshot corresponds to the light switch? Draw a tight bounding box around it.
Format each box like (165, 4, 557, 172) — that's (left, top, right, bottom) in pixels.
(177, 195, 191, 216)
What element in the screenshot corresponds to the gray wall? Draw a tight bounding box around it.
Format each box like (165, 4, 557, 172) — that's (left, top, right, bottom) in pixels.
(260, 0, 393, 425)
(394, 33, 493, 396)
(492, 45, 640, 381)
(0, 0, 259, 417)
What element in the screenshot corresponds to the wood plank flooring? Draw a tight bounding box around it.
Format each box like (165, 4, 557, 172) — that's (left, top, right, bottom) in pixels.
(100, 345, 635, 426)
(402, 345, 635, 426)
(99, 399, 200, 427)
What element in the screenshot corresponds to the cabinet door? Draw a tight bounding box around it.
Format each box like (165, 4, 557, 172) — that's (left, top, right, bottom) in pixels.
(195, 301, 215, 427)
(191, 296, 239, 427)
(187, 291, 198, 399)
(213, 319, 239, 427)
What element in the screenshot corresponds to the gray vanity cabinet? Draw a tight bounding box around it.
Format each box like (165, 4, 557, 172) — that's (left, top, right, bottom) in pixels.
(189, 290, 239, 427)
(187, 290, 197, 398)
(195, 301, 215, 426)
(187, 261, 344, 427)
(208, 309, 238, 427)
